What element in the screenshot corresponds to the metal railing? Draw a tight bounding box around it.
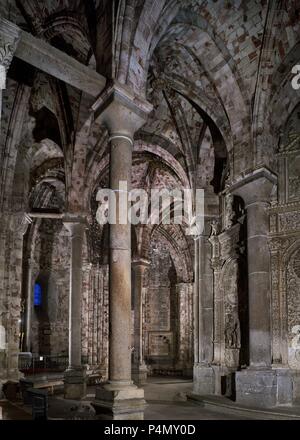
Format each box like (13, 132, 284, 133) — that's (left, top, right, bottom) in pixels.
(18, 353, 70, 374)
(18, 353, 90, 377)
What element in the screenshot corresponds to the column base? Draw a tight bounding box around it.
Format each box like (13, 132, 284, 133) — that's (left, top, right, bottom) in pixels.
(193, 364, 215, 395)
(64, 368, 87, 400)
(132, 364, 148, 385)
(235, 367, 293, 408)
(92, 381, 146, 420)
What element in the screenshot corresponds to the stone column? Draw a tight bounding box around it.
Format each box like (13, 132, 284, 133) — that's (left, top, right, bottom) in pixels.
(92, 82, 152, 420)
(231, 168, 292, 407)
(0, 214, 31, 399)
(0, 18, 20, 129)
(193, 217, 217, 395)
(63, 217, 86, 400)
(132, 259, 149, 385)
(209, 234, 223, 367)
(24, 259, 33, 352)
(176, 283, 193, 375)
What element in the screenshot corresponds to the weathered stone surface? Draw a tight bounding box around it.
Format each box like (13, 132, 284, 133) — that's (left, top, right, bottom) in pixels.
(236, 368, 293, 408)
(193, 365, 215, 395)
(0, 0, 300, 416)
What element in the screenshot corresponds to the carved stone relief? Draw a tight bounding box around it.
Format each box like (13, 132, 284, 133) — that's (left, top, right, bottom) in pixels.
(223, 259, 241, 368)
(279, 211, 300, 233)
(211, 219, 244, 370)
(0, 19, 21, 89)
(287, 248, 300, 369)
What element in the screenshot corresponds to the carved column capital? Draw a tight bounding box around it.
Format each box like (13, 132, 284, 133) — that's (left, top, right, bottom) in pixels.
(229, 167, 277, 207)
(0, 18, 21, 89)
(91, 80, 153, 139)
(132, 258, 150, 269)
(63, 215, 87, 237)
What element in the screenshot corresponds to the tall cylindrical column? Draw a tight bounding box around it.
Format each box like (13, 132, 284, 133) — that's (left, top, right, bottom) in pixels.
(24, 259, 33, 352)
(92, 81, 152, 419)
(193, 238, 200, 365)
(193, 229, 216, 395)
(109, 134, 133, 384)
(132, 259, 149, 384)
(63, 218, 86, 399)
(69, 222, 85, 368)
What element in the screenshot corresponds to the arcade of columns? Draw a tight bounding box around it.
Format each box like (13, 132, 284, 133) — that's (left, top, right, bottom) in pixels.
(0, 0, 300, 420)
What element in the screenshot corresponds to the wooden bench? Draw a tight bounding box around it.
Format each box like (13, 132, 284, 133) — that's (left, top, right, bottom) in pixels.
(32, 380, 63, 395)
(20, 378, 63, 401)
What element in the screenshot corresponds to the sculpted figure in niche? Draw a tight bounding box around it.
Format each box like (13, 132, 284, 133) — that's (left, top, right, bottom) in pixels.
(210, 219, 219, 237)
(225, 314, 240, 349)
(226, 262, 239, 306)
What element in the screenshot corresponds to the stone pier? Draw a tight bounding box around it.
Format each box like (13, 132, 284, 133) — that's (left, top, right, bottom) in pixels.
(193, 190, 219, 395)
(231, 168, 293, 407)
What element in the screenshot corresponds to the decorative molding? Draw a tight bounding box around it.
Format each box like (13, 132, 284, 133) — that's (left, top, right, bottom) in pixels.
(279, 211, 300, 233)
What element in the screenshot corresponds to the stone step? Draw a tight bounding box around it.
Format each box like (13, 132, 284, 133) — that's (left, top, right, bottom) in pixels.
(188, 394, 300, 420)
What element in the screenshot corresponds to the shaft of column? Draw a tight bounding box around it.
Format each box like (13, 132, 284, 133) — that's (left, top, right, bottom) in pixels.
(91, 81, 152, 419)
(25, 259, 33, 352)
(132, 260, 149, 371)
(133, 264, 143, 367)
(63, 218, 86, 400)
(194, 229, 216, 394)
(64, 220, 85, 369)
(0, 88, 3, 132)
(197, 237, 205, 363)
(109, 134, 132, 384)
(193, 239, 200, 364)
(0, 67, 6, 133)
(246, 201, 272, 368)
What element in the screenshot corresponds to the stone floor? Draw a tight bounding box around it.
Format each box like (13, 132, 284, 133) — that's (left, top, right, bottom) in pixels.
(0, 401, 31, 420)
(1, 376, 300, 420)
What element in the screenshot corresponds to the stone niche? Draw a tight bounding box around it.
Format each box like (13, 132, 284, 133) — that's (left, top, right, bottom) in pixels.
(144, 243, 177, 374)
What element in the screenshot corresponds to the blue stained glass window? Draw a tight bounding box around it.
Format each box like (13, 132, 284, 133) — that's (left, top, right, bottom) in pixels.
(34, 283, 42, 306)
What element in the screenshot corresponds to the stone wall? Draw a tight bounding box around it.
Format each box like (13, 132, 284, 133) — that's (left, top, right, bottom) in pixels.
(269, 104, 300, 391)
